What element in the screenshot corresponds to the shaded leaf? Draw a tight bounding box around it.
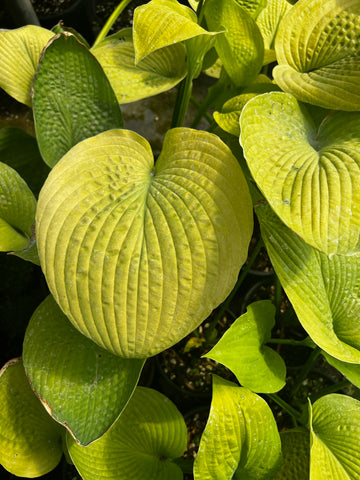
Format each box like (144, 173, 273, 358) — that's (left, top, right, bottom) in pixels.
(322, 351, 360, 389)
(273, 429, 310, 480)
(23, 295, 144, 446)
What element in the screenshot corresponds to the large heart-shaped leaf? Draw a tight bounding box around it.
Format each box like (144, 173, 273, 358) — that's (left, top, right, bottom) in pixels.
(32, 32, 123, 168)
(273, 0, 360, 110)
(91, 29, 187, 104)
(0, 358, 63, 478)
(0, 161, 36, 252)
(23, 295, 144, 446)
(205, 300, 286, 393)
(256, 202, 360, 363)
(67, 387, 187, 480)
(240, 92, 360, 256)
(0, 25, 53, 106)
(36, 128, 253, 358)
(310, 394, 360, 479)
(205, 0, 264, 87)
(194, 376, 282, 479)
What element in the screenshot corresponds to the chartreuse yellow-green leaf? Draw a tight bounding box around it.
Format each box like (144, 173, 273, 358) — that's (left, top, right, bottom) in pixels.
(273, 429, 310, 480)
(194, 376, 282, 479)
(321, 351, 360, 389)
(273, 0, 360, 110)
(310, 394, 360, 479)
(67, 387, 187, 480)
(32, 32, 123, 168)
(205, 300, 286, 393)
(0, 161, 36, 252)
(23, 295, 144, 446)
(91, 29, 187, 104)
(240, 92, 360, 256)
(0, 358, 63, 478)
(36, 128, 253, 358)
(0, 25, 53, 106)
(256, 202, 360, 363)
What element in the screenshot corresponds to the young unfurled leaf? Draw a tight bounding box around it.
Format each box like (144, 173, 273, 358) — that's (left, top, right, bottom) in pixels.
(310, 394, 360, 479)
(194, 376, 282, 479)
(23, 295, 144, 446)
(92, 29, 187, 104)
(67, 387, 187, 480)
(273, 0, 360, 110)
(0, 25, 53, 106)
(32, 32, 123, 167)
(257, 202, 360, 364)
(240, 92, 360, 256)
(205, 300, 286, 393)
(0, 358, 63, 477)
(36, 128, 253, 358)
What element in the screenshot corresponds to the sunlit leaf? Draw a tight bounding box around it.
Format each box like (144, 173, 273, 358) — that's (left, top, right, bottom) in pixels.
(0, 25, 53, 106)
(194, 376, 282, 479)
(205, 300, 286, 393)
(0, 358, 63, 478)
(23, 295, 144, 446)
(273, 0, 360, 110)
(32, 32, 123, 167)
(36, 128, 253, 358)
(68, 387, 187, 480)
(240, 92, 360, 255)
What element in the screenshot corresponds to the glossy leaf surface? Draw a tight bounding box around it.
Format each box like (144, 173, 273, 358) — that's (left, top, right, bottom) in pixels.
(310, 394, 360, 479)
(194, 376, 282, 479)
(257, 202, 360, 363)
(273, 0, 360, 110)
(67, 387, 186, 480)
(0, 25, 53, 106)
(36, 128, 253, 358)
(205, 300, 286, 393)
(32, 32, 123, 167)
(240, 92, 360, 255)
(0, 358, 63, 477)
(92, 29, 187, 104)
(23, 296, 144, 446)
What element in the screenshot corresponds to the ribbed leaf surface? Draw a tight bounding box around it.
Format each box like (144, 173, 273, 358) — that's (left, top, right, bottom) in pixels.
(194, 376, 282, 479)
(273, 430, 310, 480)
(67, 387, 187, 480)
(23, 296, 144, 446)
(36, 128, 253, 358)
(273, 0, 360, 110)
(0, 359, 63, 478)
(240, 92, 360, 255)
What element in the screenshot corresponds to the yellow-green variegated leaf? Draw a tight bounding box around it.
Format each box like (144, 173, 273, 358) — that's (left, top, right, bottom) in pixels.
(257, 202, 360, 363)
(273, 0, 360, 110)
(0, 25, 53, 106)
(0, 358, 63, 478)
(36, 128, 253, 358)
(133, 0, 209, 63)
(0, 162, 36, 252)
(67, 387, 187, 480)
(92, 29, 187, 104)
(240, 92, 360, 256)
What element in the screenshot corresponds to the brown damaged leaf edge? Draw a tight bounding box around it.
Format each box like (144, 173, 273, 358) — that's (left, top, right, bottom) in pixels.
(0, 357, 22, 377)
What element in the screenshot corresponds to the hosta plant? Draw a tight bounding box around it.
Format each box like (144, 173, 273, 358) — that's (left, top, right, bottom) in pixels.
(1, 0, 360, 479)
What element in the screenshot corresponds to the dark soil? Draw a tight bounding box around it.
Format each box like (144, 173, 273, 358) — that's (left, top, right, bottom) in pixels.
(30, 0, 78, 16)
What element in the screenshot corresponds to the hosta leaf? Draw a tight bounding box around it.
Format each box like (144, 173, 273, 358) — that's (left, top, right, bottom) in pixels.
(322, 352, 360, 389)
(32, 32, 123, 168)
(240, 92, 360, 256)
(273, 429, 310, 480)
(23, 295, 144, 446)
(273, 0, 360, 110)
(310, 394, 360, 479)
(0, 161, 36, 252)
(205, 300, 286, 393)
(205, 0, 264, 86)
(91, 29, 187, 104)
(0, 358, 63, 477)
(133, 0, 209, 63)
(0, 25, 53, 106)
(189, 0, 267, 18)
(256, 0, 292, 58)
(36, 128, 252, 358)
(194, 376, 282, 480)
(67, 387, 187, 480)
(257, 202, 360, 363)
